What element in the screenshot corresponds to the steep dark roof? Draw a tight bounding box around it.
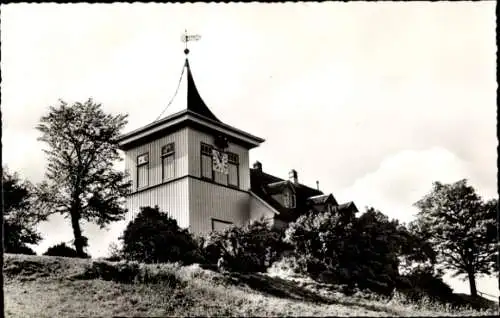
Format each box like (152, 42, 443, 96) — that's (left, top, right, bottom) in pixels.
(249, 167, 360, 223)
(307, 194, 338, 206)
(117, 58, 265, 150)
(335, 201, 359, 213)
(250, 168, 323, 221)
(185, 59, 221, 122)
(266, 180, 296, 194)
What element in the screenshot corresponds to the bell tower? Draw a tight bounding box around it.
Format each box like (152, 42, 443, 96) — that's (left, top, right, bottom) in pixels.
(117, 33, 265, 233)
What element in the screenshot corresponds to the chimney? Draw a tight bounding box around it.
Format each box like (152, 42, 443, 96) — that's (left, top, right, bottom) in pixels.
(316, 180, 320, 190)
(289, 169, 298, 184)
(253, 161, 262, 171)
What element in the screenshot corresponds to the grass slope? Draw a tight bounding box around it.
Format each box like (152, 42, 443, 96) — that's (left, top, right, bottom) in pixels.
(3, 254, 497, 317)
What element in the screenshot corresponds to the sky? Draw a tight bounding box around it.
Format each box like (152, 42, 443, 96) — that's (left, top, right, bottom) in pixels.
(1, 2, 497, 297)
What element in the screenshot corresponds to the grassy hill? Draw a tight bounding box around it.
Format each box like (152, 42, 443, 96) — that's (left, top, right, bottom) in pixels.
(3, 254, 497, 317)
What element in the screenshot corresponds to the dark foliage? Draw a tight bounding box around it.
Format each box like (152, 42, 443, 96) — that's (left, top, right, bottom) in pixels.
(73, 260, 183, 287)
(413, 179, 498, 297)
(2, 168, 42, 254)
(344, 209, 404, 295)
(285, 207, 436, 296)
(284, 207, 356, 284)
(43, 242, 90, 258)
(121, 206, 202, 264)
(6, 245, 37, 256)
(397, 266, 454, 303)
(202, 218, 289, 273)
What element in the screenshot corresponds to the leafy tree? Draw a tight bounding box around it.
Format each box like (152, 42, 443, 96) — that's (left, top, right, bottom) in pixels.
(398, 221, 438, 274)
(2, 167, 42, 254)
(345, 208, 407, 294)
(202, 218, 288, 272)
(36, 99, 130, 257)
(285, 207, 436, 295)
(284, 206, 357, 283)
(413, 179, 498, 297)
(121, 206, 202, 264)
(43, 242, 90, 258)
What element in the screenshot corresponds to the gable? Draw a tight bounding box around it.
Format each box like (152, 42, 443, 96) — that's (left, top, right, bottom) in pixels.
(307, 194, 338, 206)
(249, 168, 323, 222)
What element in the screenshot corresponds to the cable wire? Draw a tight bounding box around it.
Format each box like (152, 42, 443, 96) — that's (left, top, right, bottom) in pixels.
(155, 63, 186, 121)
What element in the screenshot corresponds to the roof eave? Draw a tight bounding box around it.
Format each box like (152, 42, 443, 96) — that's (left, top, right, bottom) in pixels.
(117, 111, 265, 150)
(249, 191, 280, 215)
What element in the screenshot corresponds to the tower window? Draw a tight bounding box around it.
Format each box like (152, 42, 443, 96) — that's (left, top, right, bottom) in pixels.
(137, 152, 149, 189)
(200, 143, 239, 189)
(161, 143, 175, 181)
(227, 152, 239, 188)
(201, 143, 213, 180)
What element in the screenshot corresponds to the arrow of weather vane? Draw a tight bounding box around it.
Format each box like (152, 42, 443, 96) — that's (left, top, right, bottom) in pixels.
(181, 30, 201, 54)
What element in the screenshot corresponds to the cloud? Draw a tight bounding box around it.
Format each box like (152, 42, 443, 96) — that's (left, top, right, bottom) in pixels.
(337, 147, 494, 223)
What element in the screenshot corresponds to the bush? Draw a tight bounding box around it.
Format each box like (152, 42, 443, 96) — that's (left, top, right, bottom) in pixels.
(285, 207, 419, 296)
(397, 266, 455, 304)
(345, 209, 402, 295)
(43, 242, 90, 258)
(121, 206, 203, 265)
(103, 242, 123, 262)
(3, 168, 43, 255)
(75, 260, 183, 287)
(284, 208, 357, 282)
(6, 245, 37, 255)
(202, 218, 289, 273)
(267, 254, 304, 277)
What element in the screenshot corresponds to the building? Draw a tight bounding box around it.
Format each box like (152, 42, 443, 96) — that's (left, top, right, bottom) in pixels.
(117, 50, 357, 233)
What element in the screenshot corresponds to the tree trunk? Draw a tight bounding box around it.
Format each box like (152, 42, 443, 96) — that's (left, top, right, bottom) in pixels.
(70, 210, 85, 257)
(467, 271, 477, 297)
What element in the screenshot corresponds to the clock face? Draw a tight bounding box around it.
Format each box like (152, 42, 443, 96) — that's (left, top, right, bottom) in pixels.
(212, 149, 229, 174)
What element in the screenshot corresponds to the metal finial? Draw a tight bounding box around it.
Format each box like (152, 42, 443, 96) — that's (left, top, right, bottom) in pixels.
(181, 30, 201, 56)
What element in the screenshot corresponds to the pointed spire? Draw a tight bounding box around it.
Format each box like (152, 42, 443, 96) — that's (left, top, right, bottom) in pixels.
(156, 32, 221, 123)
(184, 59, 220, 122)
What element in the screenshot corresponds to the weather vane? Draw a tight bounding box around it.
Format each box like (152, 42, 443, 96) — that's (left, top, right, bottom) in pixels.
(181, 29, 201, 55)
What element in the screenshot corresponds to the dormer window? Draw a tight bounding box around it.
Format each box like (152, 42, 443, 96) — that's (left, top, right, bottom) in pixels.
(327, 203, 333, 213)
(283, 190, 296, 208)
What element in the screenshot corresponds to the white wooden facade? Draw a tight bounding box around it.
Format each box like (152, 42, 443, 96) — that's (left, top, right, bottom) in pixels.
(248, 191, 284, 228)
(122, 125, 269, 233)
(117, 57, 285, 234)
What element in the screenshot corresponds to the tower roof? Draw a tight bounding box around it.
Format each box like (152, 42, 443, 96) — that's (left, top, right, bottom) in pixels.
(157, 58, 221, 122)
(185, 59, 220, 122)
(117, 56, 265, 150)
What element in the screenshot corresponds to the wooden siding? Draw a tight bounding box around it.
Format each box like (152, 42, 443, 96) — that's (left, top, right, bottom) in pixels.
(125, 178, 190, 228)
(124, 128, 189, 191)
(189, 178, 250, 234)
(249, 194, 287, 229)
(249, 193, 276, 222)
(188, 128, 251, 190)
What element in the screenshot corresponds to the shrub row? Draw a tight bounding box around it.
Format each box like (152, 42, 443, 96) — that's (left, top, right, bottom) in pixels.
(42, 205, 458, 304)
(74, 260, 183, 287)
